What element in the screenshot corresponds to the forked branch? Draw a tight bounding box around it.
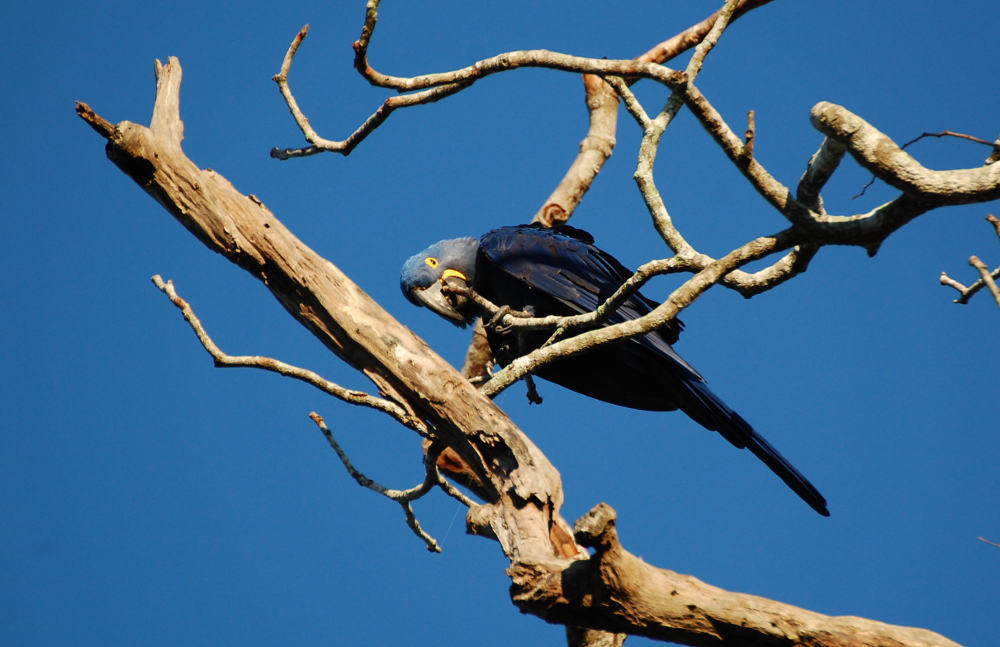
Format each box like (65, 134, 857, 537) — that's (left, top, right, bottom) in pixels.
(76, 0, 988, 635)
(940, 214, 1000, 309)
(310, 413, 468, 552)
(152, 274, 427, 434)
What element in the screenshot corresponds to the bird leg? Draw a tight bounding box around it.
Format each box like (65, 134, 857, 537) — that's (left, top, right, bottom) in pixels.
(484, 305, 514, 333)
(524, 374, 544, 405)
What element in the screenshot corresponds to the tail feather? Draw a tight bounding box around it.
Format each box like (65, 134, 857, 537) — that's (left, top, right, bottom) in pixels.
(680, 379, 829, 516)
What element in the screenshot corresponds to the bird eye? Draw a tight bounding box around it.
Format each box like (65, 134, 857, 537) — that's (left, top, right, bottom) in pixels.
(425, 257, 439, 268)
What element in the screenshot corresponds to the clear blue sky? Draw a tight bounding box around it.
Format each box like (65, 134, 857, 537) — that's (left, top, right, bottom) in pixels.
(3, 1, 997, 645)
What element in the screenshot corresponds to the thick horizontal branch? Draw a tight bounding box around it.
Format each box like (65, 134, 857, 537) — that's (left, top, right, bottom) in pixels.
(811, 101, 1000, 204)
(508, 503, 961, 647)
(677, 91, 1000, 255)
(353, 43, 686, 94)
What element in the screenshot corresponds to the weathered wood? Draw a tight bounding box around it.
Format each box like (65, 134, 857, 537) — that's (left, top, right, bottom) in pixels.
(77, 58, 568, 566)
(77, 57, 963, 647)
(508, 504, 961, 647)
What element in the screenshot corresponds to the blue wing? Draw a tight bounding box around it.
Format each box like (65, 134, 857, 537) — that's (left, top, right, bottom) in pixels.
(475, 224, 829, 516)
(479, 223, 699, 377)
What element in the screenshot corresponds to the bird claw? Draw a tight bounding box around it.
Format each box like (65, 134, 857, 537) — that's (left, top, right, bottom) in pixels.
(485, 305, 514, 334)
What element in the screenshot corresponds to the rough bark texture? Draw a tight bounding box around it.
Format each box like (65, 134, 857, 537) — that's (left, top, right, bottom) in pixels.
(76, 57, 964, 647)
(512, 504, 961, 647)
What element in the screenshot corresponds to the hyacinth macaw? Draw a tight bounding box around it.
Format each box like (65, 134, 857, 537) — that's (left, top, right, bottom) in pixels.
(400, 223, 828, 515)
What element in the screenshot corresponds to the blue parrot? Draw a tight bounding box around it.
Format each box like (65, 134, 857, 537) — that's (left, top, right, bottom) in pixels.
(401, 223, 828, 516)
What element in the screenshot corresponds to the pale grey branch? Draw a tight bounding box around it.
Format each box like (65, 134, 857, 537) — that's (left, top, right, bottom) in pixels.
(151, 275, 428, 435)
(797, 137, 847, 214)
(811, 101, 1000, 204)
(310, 412, 443, 552)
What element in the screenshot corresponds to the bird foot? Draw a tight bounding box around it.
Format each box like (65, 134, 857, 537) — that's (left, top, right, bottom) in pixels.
(485, 305, 514, 334)
(525, 375, 543, 405)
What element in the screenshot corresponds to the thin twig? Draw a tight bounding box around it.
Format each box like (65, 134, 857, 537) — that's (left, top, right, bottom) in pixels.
(854, 130, 997, 199)
(988, 213, 1000, 241)
(151, 275, 428, 435)
(978, 536, 1000, 549)
(435, 471, 476, 508)
(310, 412, 443, 552)
(638, 0, 775, 63)
(602, 75, 651, 129)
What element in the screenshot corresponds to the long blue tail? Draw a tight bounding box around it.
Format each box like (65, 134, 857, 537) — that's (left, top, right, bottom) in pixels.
(680, 379, 829, 516)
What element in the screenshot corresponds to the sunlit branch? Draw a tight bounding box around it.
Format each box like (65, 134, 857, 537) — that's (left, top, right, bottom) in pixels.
(797, 137, 847, 214)
(271, 24, 471, 158)
(941, 213, 1000, 307)
(152, 275, 428, 435)
(310, 412, 444, 552)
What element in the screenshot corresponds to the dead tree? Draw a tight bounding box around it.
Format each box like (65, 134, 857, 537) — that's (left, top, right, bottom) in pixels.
(77, 1, 997, 645)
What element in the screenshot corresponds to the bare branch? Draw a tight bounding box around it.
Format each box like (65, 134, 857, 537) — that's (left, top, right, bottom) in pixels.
(531, 73, 620, 227)
(310, 412, 443, 552)
(637, 0, 776, 64)
(602, 75, 651, 129)
(347, 0, 774, 227)
(681, 82, 802, 220)
(80, 50, 975, 647)
(741, 109, 756, 161)
(510, 503, 962, 647)
(683, 0, 740, 80)
(940, 214, 1000, 305)
(797, 137, 847, 214)
(276, 40, 686, 158)
(853, 132, 996, 199)
(725, 243, 820, 297)
(969, 255, 1000, 309)
(151, 274, 428, 435)
(532, 0, 775, 225)
(444, 257, 680, 336)
(270, 25, 472, 158)
(812, 103, 1000, 204)
(627, 0, 756, 263)
(902, 130, 998, 149)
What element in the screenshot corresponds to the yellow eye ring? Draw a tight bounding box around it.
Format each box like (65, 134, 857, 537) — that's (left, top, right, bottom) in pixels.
(425, 257, 439, 268)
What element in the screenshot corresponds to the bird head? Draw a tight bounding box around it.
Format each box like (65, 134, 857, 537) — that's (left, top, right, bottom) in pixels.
(400, 237, 479, 327)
